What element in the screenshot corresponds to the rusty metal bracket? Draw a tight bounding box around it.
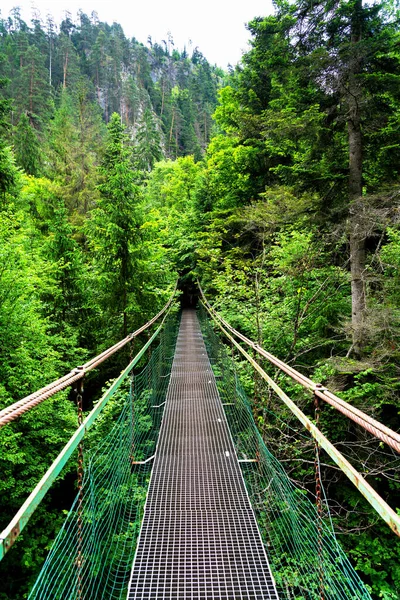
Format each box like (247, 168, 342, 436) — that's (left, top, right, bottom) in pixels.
(131, 455, 155, 465)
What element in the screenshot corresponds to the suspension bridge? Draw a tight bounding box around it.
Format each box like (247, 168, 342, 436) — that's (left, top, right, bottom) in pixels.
(0, 285, 399, 599)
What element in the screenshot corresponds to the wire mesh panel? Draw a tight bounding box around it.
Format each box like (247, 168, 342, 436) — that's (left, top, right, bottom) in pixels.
(128, 310, 279, 600)
(28, 306, 372, 600)
(198, 305, 372, 600)
(28, 316, 178, 600)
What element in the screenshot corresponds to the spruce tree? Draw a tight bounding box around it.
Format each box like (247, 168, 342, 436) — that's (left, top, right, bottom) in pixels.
(134, 108, 163, 171)
(88, 112, 141, 337)
(14, 44, 52, 127)
(14, 112, 41, 176)
(0, 61, 18, 198)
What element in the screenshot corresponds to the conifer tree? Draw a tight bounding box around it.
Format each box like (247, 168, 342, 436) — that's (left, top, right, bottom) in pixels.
(0, 62, 18, 198)
(88, 112, 141, 337)
(214, 0, 400, 354)
(273, 0, 400, 353)
(47, 87, 103, 215)
(14, 44, 52, 127)
(56, 32, 81, 90)
(134, 107, 163, 171)
(14, 112, 41, 176)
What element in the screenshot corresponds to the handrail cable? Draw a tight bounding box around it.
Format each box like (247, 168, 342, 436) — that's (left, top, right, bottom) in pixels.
(198, 283, 400, 454)
(0, 301, 176, 561)
(0, 283, 177, 428)
(200, 297, 400, 537)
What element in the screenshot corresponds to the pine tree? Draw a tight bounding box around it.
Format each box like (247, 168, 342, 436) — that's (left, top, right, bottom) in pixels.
(14, 44, 53, 127)
(56, 32, 81, 90)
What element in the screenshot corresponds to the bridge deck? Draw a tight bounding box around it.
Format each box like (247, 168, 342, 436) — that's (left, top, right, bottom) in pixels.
(127, 309, 278, 599)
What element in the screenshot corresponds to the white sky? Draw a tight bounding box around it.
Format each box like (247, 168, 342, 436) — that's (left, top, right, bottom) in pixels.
(0, 0, 275, 69)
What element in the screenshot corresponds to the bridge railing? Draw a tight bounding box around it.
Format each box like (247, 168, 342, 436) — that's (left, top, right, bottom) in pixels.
(0, 292, 178, 561)
(199, 283, 400, 454)
(198, 306, 372, 600)
(28, 314, 179, 600)
(0, 284, 177, 428)
(199, 284, 400, 538)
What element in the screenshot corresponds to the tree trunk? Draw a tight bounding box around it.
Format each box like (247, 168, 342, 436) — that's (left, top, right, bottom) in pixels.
(169, 110, 175, 155)
(161, 79, 165, 117)
(63, 49, 69, 88)
(347, 0, 365, 355)
(349, 218, 366, 352)
(349, 112, 365, 354)
(29, 60, 34, 114)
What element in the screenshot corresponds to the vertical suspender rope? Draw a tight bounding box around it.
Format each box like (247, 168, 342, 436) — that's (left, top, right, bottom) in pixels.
(130, 339, 135, 465)
(314, 386, 325, 600)
(75, 374, 84, 600)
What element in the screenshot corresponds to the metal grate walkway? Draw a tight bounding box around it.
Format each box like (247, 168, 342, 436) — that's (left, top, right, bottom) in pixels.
(127, 310, 279, 599)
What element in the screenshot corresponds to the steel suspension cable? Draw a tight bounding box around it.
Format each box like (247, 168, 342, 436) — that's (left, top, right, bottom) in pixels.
(198, 283, 400, 454)
(0, 284, 177, 428)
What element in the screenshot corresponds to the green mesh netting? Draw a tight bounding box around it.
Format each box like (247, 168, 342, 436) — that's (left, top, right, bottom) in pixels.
(29, 307, 372, 600)
(198, 305, 372, 600)
(28, 315, 178, 600)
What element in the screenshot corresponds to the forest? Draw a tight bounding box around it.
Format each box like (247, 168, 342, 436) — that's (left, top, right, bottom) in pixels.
(0, 1, 399, 598)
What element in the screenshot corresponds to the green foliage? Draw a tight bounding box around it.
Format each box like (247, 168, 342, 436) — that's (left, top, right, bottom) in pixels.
(0, 143, 19, 198)
(0, 55, 10, 137)
(134, 108, 163, 172)
(13, 112, 42, 176)
(0, 197, 79, 599)
(13, 44, 53, 128)
(0, 204, 62, 401)
(86, 113, 142, 337)
(143, 156, 202, 275)
(0, 3, 399, 599)
(46, 87, 104, 216)
(337, 503, 400, 599)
